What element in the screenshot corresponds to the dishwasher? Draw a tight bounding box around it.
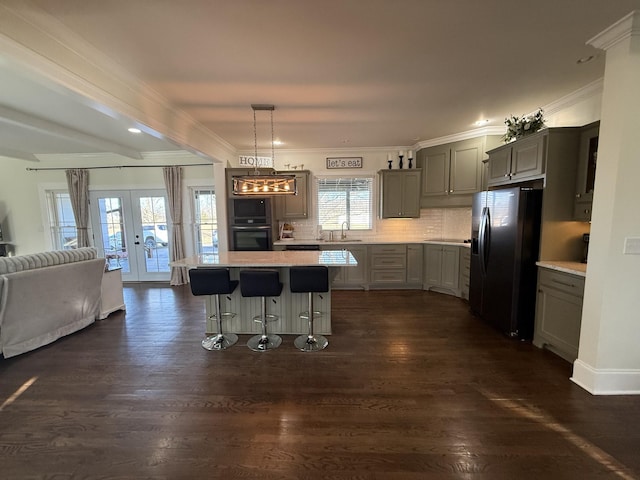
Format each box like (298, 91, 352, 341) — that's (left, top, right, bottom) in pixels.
(284, 244, 320, 251)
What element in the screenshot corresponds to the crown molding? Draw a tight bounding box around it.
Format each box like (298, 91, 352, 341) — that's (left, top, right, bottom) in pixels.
(416, 127, 506, 150)
(542, 78, 604, 118)
(587, 10, 640, 50)
(0, 2, 236, 162)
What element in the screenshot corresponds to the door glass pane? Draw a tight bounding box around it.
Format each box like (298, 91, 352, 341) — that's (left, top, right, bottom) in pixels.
(193, 188, 218, 254)
(138, 196, 170, 273)
(97, 197, 130, 272)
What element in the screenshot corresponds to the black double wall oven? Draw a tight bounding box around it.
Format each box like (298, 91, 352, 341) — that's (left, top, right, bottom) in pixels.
(228, 197, 276, 251)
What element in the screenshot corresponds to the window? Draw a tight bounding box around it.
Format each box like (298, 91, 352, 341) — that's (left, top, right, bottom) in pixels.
(316, 177, 374, 230)
(192, 188, 218, 254)
(46, 191, 77, 249)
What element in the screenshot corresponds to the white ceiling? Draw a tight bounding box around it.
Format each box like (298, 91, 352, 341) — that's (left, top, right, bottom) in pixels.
(1, 0, 640, 160)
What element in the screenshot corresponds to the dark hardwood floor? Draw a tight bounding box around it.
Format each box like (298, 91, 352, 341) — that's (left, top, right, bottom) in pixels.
(1, 285, 639, 479)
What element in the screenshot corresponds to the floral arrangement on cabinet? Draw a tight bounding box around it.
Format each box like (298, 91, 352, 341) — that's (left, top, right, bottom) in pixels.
(503, 108, 545, 143)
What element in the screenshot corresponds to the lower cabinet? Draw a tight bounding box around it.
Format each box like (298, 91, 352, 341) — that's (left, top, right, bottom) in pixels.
(324, 245, 368, 289)
(406, 244, 424, 286)
(369, 244, 407, 288)
(459, 248, 470, 300)
(423, 244, 461, 295)
(533, 268, 585, 362)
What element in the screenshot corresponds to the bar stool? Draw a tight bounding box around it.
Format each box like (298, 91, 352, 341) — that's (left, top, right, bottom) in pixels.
(188, 268, 239, 351)
(290, 266, 329, 352)
(240, 269, 283, 352)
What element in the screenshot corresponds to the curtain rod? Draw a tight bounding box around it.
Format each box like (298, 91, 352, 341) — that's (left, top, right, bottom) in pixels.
(26, 163, 213, 172)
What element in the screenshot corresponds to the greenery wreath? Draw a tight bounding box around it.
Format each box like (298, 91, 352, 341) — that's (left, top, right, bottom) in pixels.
(504, 108, 545, 143)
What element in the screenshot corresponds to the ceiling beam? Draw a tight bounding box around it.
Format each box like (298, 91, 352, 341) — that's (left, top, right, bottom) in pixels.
(0, 105, 143, 160)
(0, 147, 39, 161)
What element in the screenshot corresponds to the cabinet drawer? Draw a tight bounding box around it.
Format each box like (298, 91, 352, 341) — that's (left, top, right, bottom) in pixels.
(371, 254, 406, 269)
(538, 269, 585, 297)
(370, 244, 406, 255)
(370, 269, 406, 284)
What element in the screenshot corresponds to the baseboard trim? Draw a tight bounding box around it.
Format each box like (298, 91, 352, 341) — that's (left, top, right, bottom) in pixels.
(571, 359, 640, 395)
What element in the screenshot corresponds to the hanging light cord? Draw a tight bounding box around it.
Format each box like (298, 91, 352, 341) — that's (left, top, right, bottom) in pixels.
(270, 108, 275, 166)
(253, 107, 259, 175)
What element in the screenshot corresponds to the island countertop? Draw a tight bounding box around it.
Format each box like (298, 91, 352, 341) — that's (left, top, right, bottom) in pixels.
(171, 249, 358, 268)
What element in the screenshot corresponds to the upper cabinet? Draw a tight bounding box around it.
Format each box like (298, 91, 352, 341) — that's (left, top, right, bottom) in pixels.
(573, 121, 599, 222)
(486, 128, 581, 188)
(274, 170, 310, 220)
(416, 136, 501, 207)
(378, 169, 421, 218)
(487, 134, 546, 186)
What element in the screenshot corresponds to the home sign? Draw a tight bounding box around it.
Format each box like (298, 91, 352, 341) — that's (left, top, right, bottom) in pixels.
(239, 155, 273, 168)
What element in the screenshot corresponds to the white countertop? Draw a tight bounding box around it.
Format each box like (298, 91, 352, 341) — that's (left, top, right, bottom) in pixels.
(274, 239, 471, 247)
(423, 240, 471, 248)
(536, 261, 587, 277)
(171, 250, 358, 268)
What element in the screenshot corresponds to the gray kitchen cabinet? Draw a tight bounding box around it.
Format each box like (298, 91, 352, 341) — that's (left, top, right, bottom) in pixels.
(533, 268, 585, 362)
(487, 134, 545, 186)
(274, 170, 310, 220)
(423, 244, 460, 295)
(369, 244, 407, 287)
(378, 170, 421, 218)
(487, 128, 581, 188)
(324, 244, 368, 289)
(419, 138, 484, 196)
(573, 122, 599, 222)
(459, 247, 471, 300)
(406, 244, 424, 286)
(416, 136, 501, 208)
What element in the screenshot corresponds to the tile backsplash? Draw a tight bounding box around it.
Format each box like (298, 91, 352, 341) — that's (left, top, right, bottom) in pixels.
(281, 207, 472, 242)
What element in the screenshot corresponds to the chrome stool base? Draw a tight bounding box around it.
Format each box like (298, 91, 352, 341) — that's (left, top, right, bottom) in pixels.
(247, 334, 282, 352)
(294, 334, 328, 352)
(202, 333, 238, 351)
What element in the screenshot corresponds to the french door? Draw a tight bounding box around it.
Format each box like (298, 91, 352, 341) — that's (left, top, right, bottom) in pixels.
(90, 190, 170, 282)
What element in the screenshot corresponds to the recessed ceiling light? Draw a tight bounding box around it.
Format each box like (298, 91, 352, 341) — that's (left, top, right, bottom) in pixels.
(272, 140, 284, 146)
(128, 127, 142, 134)
(577, 55, 595, 65)
(474, 119, 491, 126)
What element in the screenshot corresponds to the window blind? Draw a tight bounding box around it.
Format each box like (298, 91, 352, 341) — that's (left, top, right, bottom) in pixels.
(316, 177, 373, 230)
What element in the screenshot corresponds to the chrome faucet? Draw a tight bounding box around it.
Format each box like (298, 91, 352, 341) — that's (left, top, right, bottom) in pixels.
(341, 221, 348, 240)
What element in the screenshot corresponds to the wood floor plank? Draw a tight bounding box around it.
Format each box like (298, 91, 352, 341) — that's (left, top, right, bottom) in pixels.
(1, 286, 639, 479)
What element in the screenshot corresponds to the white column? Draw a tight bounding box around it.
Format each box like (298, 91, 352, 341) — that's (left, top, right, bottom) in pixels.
(571, 11, 640, 394)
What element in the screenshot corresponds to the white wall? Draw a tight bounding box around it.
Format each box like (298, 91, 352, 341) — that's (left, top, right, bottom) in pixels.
(572, 12, 640, 394)
(0, 152, 215, 255)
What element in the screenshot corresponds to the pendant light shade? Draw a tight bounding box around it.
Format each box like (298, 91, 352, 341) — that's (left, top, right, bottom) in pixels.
(232, 104, 296, 196)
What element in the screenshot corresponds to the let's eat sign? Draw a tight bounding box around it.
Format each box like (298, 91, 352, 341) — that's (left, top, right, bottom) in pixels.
(326, 157, 362, 169)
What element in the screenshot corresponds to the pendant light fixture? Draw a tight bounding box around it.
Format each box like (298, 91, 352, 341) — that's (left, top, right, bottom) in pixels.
(232, 104, 297, 196)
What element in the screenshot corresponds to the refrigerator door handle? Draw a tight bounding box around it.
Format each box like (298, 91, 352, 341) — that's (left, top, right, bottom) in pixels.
(479, 207, 490, 275)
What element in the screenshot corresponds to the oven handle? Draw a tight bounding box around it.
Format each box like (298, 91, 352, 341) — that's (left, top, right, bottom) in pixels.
(231, 225, 272, 230)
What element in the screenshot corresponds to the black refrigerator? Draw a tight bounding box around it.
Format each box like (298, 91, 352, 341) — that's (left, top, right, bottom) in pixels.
(469, 186, 542, 339)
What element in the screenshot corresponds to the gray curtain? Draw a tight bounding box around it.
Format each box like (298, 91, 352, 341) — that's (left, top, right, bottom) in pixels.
(65, 168, 90, 248)
(163, 166, 188, 285)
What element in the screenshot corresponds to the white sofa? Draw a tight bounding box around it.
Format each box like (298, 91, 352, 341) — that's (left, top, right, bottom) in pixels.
(0, 247, 106, 358)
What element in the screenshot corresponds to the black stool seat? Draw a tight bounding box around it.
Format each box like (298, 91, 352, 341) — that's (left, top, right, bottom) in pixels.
(290, 266, 329, 293)
(240, 269, 283, 351)
(188, 268, 239, 351)
(289, 266, 329, 352)
(189, 268, 239, 296)
(240, 269, 283, 297)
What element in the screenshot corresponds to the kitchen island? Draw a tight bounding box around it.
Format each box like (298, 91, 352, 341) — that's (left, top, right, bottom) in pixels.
(172, 250, 358, 335)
